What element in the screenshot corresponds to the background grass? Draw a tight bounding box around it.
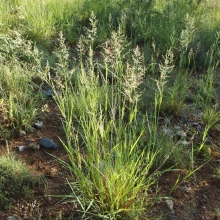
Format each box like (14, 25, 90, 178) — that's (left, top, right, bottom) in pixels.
(0, 0, 219, 55)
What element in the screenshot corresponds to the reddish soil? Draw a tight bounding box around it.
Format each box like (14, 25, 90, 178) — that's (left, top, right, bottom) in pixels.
(0, 101, 220, 220)
(151, 163, 220, 220)
(0, 102, 77, 219)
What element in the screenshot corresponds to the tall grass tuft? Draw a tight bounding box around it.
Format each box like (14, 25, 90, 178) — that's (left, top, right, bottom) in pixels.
(44, 15, 160, 219)
(0, 32, 43, 139)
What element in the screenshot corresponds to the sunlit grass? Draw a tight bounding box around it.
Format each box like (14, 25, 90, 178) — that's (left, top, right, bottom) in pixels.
(0, 0, 219, 218)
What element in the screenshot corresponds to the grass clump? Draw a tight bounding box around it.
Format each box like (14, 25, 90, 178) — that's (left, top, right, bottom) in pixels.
(0, 151, 40, 210)
(37, 10, 220, 217)
(0, 1, 219, 218)
(42, 16, 161, 219)
(0, 31, 43, 139)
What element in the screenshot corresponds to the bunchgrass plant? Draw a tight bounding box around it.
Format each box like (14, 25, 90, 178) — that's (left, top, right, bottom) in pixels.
(0, 31, 43, 139)
(0, 62, 41, 139)
(43, 15, 164, 219)
(0, 1, 219, 217)
(39, 9, 220, 217)
(0, 146, 41, 210)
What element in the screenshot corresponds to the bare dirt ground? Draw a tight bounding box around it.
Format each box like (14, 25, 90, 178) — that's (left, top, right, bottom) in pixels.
(0, 102, 77, 219)
(0, 101, 220, 220)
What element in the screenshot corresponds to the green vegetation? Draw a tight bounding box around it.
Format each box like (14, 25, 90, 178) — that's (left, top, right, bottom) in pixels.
(0, 0, 219, 219)
(0, 147, 41, 210)
(0, 31, 43, 139)
(214, 207, 220, 220)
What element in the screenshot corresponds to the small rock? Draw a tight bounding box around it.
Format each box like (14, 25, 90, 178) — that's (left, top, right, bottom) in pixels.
(34, 121, 43, 129)
(165, 199, 174, 214)
(39, 138, 58, 149)
(163, 128, 174, 137)
(5, 217, 17, 220)
(29, 143, 40, 150)
(18, 146, 26, 152)
(174, 125, 181, 130)
(50, 167, 58, 177)
(179, 140, 190, 146)
(26, 126, 36, 133)
(181, 186, 192, 193)
(191, 122, 199, 126)
(191, 122, 202, 131)
(46, 196, 53, 204)
(59, 125, 65, 131)
(42, 86, 54, 97)
(19, 129, 26, 137)
(199, 199, 205, 205)
(176, 129, 186, 139)
(202, 205, 206, 210)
